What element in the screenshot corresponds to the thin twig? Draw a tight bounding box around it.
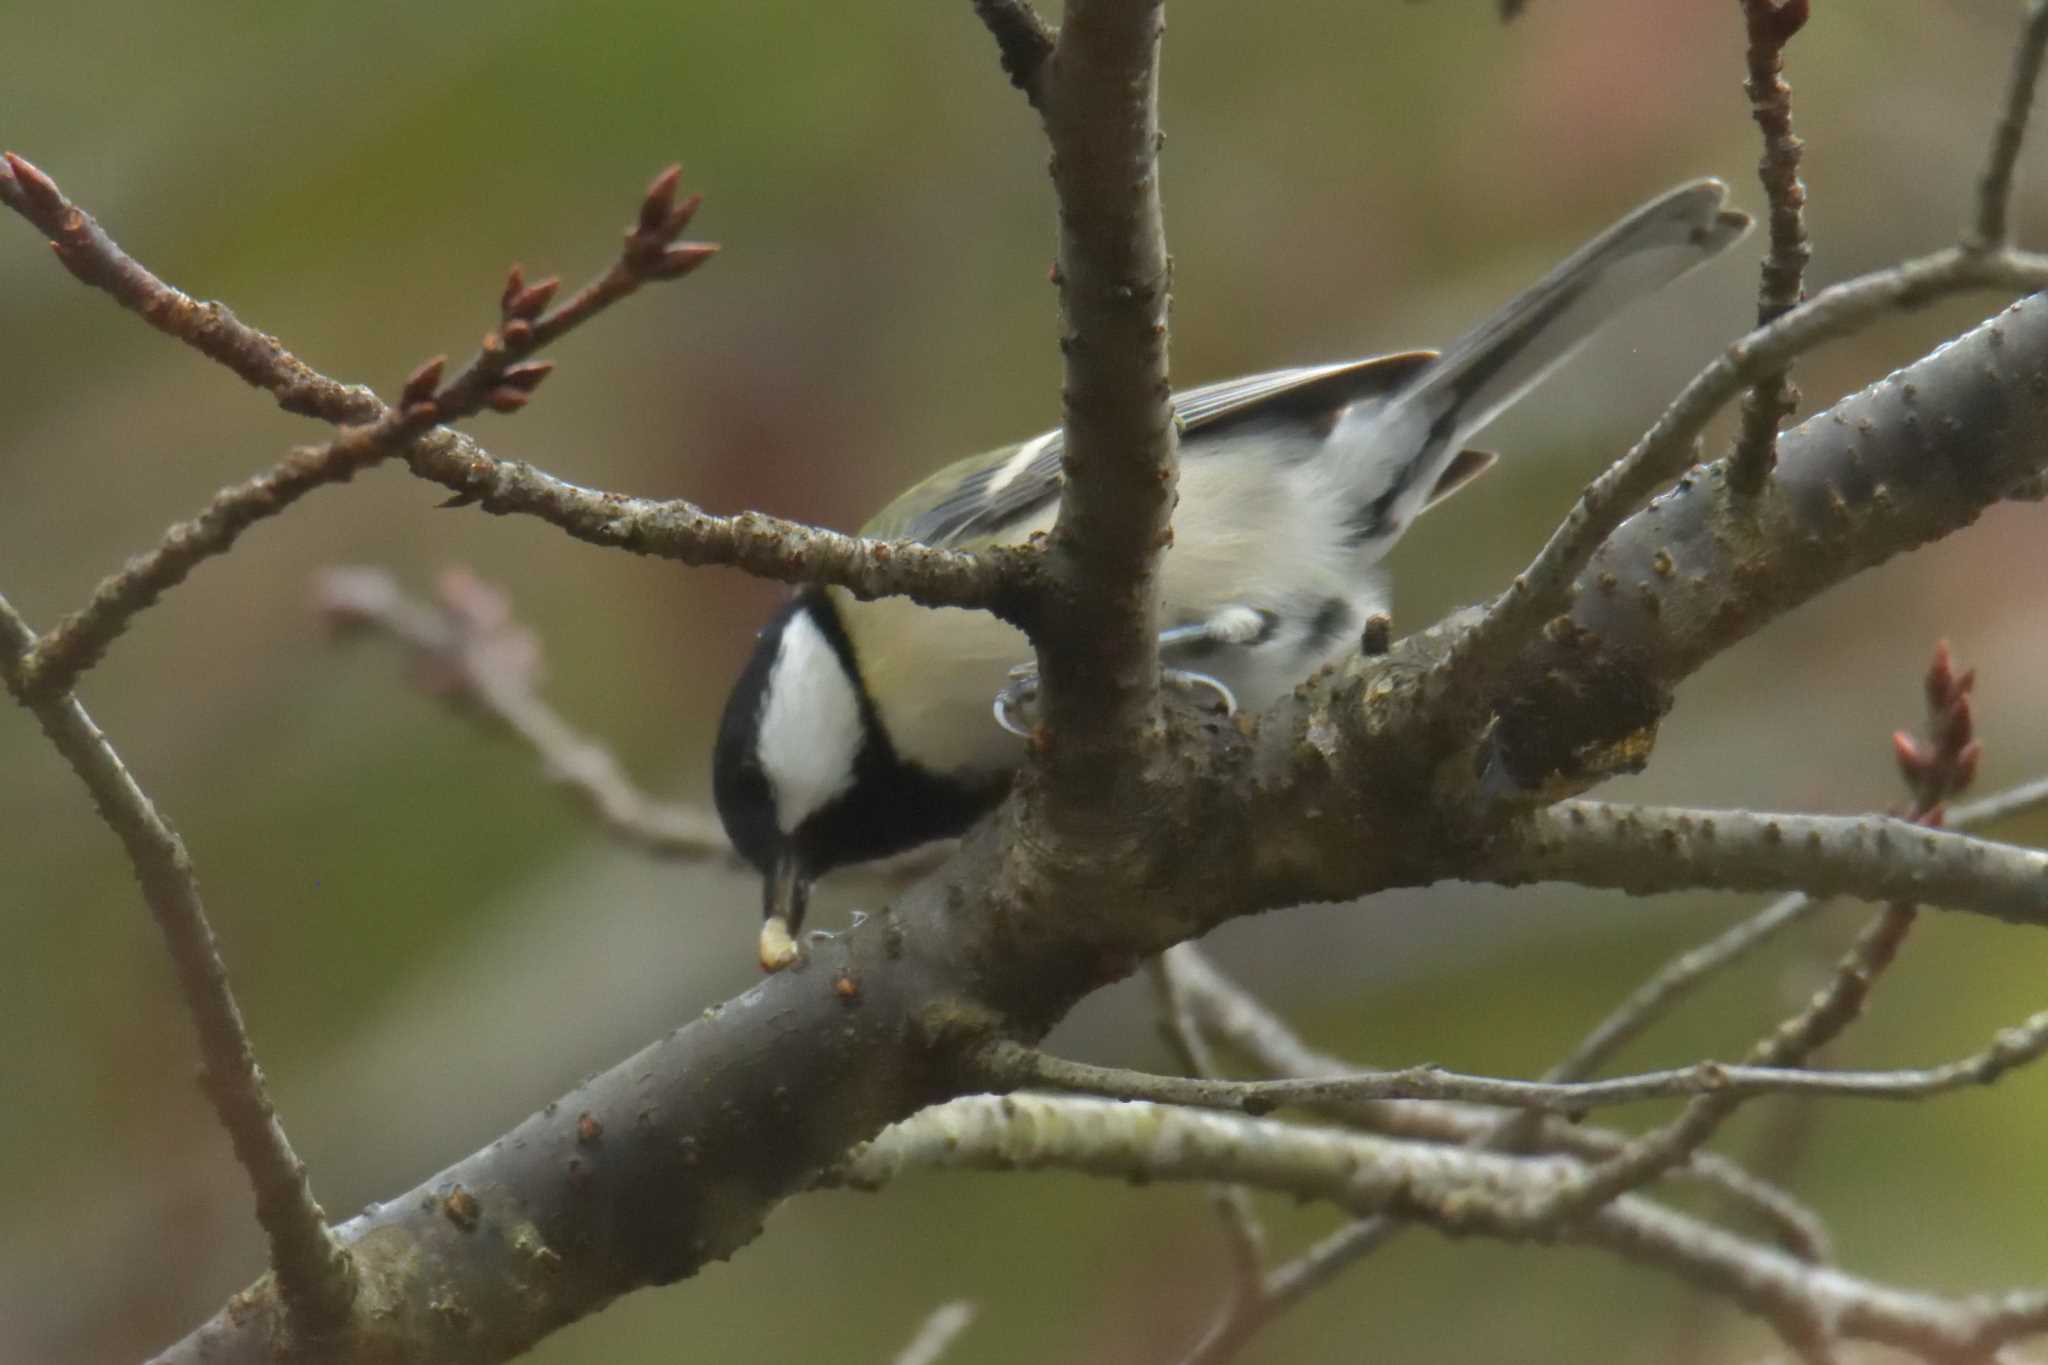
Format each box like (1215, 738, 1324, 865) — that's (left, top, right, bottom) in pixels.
(0, 152, 383, 423)
(1166, 944, 1830, 1256)
(1445, 649, 1987, 1252)
(889, 1300, 977, 1365)
(0, 592, 354, 1341)
(1148, 958, 1268, 1318)
(1441, 242, 2048, 705)
(1970, 0, 2048, 250)
(1546, 891, 1821, 1085)
(992, 1007, 2048, 1115)
(1540, 771, 2042, 1089)
(14, 415, 435, 698)
(0, 154, 1028, 695)
(316, 566, 734, 862)
(839, 1095, 2048, 1361)
(1726, 0, 1813, 495)
(395, 428, 1032, 613)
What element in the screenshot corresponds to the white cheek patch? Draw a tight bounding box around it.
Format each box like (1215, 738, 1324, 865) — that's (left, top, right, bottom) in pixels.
(757, 611, 866, 833)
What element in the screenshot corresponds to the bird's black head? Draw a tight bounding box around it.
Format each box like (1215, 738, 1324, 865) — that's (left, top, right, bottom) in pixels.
(712, 590, 1006, 937)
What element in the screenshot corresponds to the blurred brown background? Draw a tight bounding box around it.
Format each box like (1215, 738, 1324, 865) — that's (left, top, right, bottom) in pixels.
(5, 2, 2048, 1361)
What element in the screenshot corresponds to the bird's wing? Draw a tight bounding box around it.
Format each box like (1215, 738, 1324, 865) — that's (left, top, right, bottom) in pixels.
(882, 350, 1440, 548)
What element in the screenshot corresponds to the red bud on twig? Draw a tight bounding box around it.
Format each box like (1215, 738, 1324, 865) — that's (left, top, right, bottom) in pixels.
(500, 264, 526, 317)
(499, 360, 555, 393)
(402, 355, 447, 408)
(652, 242, 719, 279)
(506, 276, 560, 321)
(2, 152, 65, 217)
(639, 165, 683, 237)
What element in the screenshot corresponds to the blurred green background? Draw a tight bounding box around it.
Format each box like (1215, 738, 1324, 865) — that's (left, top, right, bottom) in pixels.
(5, 2, 2048, 1361)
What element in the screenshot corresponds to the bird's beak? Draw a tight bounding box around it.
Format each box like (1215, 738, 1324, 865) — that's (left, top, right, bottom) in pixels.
(758, 854, 811, 973)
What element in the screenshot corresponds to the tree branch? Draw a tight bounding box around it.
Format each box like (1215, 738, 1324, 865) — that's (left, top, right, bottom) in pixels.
(0, 157, 1033, 698)
(836, 1095, 2048, 1360)
(1025, 0, 1179, 821)
(991, 1006, 2048, 1116)
(970, 0, 1055, 106)
(0, 593, 354, 1343)
(1970, 0, 2048, 250)
(1487, 803, 2048, 927)
(1539, 682, 2027, 1086)
(127, 274, 2048, 1365)
(1148, 956, 1268, 1315)
(316, 566, 734, 861)
(0, 151, 381, 422)
(1164, 945, 1831, 1258)
(1725, 0, 1812, 495)
(1444, 243, 2048, 704)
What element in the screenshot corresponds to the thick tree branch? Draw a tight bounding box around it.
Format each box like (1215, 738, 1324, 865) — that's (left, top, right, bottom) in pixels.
(836, 1095, 2048, 1360)
(1474, 292, 2048, 793)
(45, 13, 2048, 1353)
(0, 594, 354, 1343)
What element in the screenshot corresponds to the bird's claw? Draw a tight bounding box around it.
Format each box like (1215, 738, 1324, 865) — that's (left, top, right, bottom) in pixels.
(993, 665, 1236, 739)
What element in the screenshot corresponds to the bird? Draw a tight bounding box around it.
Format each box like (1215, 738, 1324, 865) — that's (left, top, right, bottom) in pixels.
(714, 179, 1751, 969)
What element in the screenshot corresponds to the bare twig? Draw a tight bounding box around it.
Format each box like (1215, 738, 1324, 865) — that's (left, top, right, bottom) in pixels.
(1389, 648, 1989, 1266)
(1492, 802, 2048, 928)
(14, 414, 436, 699)
(889, 1300, 978, 1365)
(991, 1008, 2048, 1115)
(1165, 912, 1836, 1365)
(969, 0, 1056, 106)
(1026, 0, 1179, 812)
(1443, 242, 2048, 703)
(1148, 958, 1268, 1316)
(1970, 0, 2048, 250)
(0, 155, 1031, 694)
(316, 566, 734, 861)
(0, 152, 382, 422)
(1545, 667, 2027, 1087)
(393, 429, 1033, 613)
(838, 1095, 2048, 1361)
(1726, 0, 1813, 495)
(1545, 890, 1823, 1084)
(0, 592, 354, 1341)
(1166, 945, 1830, 1256)
(1557, 643, 1987, 1244)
